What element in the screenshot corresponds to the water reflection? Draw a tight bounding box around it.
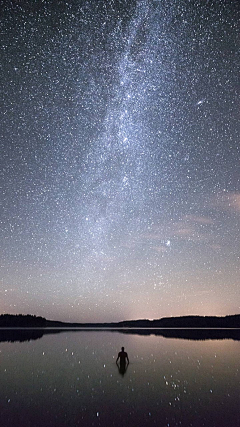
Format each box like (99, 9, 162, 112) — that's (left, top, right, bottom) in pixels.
(0, 328, 44, 343)
(118, 328, 240, 341)
(0, 327, 239, 343)
(117, 360, 129, 376)
(0, 331, 239, 427)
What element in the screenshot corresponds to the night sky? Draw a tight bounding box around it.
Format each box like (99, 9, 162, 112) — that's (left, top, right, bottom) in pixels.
(1, 0, 240, 322)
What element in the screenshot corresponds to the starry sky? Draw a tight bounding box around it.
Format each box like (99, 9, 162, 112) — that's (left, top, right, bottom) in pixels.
(1, 0, 240, 323)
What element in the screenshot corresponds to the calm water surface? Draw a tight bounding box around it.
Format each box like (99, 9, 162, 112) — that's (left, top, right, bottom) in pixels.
(0, 331, 239, 427)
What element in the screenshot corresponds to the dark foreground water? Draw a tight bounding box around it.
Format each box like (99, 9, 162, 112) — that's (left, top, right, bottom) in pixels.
(0, 330, 239, 427)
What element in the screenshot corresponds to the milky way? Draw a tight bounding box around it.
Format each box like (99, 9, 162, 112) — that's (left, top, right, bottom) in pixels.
(1, 0, 240, 322)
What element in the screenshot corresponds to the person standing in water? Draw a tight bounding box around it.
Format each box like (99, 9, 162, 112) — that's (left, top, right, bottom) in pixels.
(116, 347, 129, 369)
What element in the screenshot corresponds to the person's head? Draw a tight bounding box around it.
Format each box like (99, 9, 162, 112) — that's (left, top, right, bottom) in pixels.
(121, 347, 124, 351)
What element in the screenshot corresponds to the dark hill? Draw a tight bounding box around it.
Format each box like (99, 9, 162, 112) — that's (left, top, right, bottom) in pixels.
(0, 314, 46, 327)
(117, 315, 240, 328)
(0, 314, 239, 328)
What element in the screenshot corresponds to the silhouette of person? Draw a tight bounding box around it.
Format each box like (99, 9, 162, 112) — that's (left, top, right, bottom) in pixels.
(116, 347, 129, 376)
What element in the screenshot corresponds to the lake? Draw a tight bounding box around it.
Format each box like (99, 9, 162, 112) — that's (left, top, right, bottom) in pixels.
(0, 330, 239, 427)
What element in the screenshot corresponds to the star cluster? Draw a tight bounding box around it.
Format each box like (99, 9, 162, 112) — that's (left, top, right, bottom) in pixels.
(1, 0, 240, 321)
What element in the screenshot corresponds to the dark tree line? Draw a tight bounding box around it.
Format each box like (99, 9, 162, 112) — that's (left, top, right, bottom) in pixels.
(118, 315, 240, 328)
(0, 313, 239, 329)
(0, 314, 47, 327)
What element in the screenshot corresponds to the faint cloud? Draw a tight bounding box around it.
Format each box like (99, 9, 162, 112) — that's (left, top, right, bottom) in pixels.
(174, 226, 195, 237)
(184, 214, 214, 225)
(169, 213, 214, 242)
(209, 244, 222, 251)
(214, 192, 240, 213)
(182, 289, 214, 298)
(141, 233, 164, 241)
(172, 223, 207, 243)
(141, 213, 217, 248)
(152, 245, 168, 253)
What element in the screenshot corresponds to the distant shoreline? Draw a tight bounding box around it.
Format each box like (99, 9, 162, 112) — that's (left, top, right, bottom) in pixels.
(43, 327, 239, 331)
(0, 314, 239, 328)
(0, 314, 240, 343)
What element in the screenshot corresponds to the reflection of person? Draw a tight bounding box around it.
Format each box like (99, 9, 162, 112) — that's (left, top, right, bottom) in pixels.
(116, 347, 129, 376)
